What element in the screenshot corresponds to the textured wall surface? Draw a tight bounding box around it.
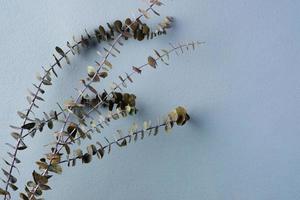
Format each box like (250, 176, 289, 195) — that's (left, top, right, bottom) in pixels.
(0, 0, 300, 199)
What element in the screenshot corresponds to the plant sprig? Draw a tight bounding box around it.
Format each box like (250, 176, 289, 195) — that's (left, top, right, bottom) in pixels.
(2, 1, 171, 199)
(21, 40, 201, 200)
(22, 2, 166, 199)
(0, 1, 202, 199)
(85, 41, 203, 117)
(57, 106, 190, 166)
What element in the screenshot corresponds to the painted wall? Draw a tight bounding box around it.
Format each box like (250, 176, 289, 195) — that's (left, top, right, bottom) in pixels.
(0, 0, 299, 199)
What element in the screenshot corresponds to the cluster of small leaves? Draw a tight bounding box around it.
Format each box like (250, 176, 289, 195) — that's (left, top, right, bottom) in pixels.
(81, 91, 136, 112)
(19, 167, 57, 199)
(61, 91, 138, 142)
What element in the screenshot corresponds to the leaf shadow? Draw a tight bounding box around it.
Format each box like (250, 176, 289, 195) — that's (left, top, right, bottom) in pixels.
(186, 108, 212, 138)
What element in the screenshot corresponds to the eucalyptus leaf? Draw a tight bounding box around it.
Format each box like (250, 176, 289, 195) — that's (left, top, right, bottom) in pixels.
(17, 111, 27, 119)
(0, 188, 9, 196)
(32, 170, 48, 185)
(104, 60, 112, 68)
(19, 193, 28, 200)
(55, 46, 70, 64)
(21, 122, 35, 130)
(49, 164, 62, 174)
(87, 66, 96, 77)
(10, 132, 21, 140)
(47, 120, 53, 129)
(87, 145, 97, 155)
(113, 20, 122, 32)
(118, 139, 127, 147)
(42, 79, 52, 86)
(8, 183, 18, 191)
(17, 145, 27, 151)
(138, 8, 150, 19)
(35, 95, 44, 101)
(39, 184, 51, 191)
(132, 66, 142, 74)
(97, 148, 104, 159)
(82, 153, 92, 164)
(55, 46, 65, 57)
(98, 71, 108, 78)
(75, 149, 83, 158)
(148, 56, 157, 68)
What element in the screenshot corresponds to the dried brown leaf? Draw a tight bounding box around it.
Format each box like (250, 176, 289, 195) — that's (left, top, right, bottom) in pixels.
(148, 56, 157, 68)
(132, 66, 142, 74)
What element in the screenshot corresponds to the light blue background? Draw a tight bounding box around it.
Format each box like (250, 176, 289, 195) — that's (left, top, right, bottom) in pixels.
(0, 0, 300, 199)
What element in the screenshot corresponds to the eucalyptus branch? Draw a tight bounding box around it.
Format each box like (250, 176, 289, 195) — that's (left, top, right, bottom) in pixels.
(0, 1, 201, 199)
(3, 2, 173, 197)
(59, 106, 190, 166)
(86, 41, 203, 117)
(63, 122, 169, 164)
(23, 2, 164, 199)
(27, 41, 200, 199)
(2, 11, 170, 200)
